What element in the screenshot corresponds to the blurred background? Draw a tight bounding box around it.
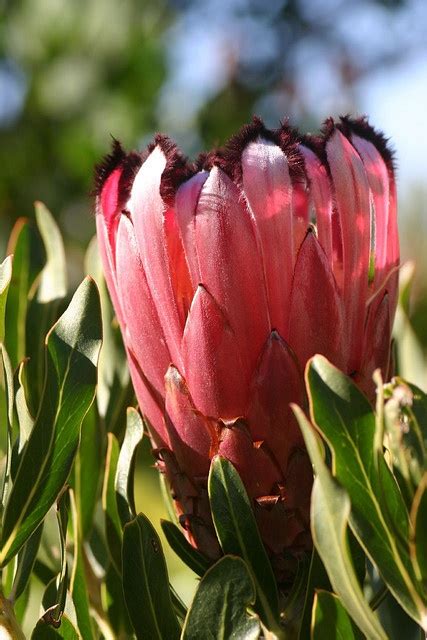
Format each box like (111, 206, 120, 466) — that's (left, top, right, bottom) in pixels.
(1, 0, 427, 615)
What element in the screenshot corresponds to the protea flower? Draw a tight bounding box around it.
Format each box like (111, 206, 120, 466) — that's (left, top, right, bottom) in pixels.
(94, 116, 398, 586)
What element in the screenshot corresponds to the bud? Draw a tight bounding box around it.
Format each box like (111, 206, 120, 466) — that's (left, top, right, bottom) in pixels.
(95, 117, 398, 586)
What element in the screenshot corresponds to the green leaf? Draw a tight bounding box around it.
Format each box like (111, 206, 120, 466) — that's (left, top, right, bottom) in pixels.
(74, 402, 104, 538)
(15, 361, 35, 454)
(9, 523, 43, 602)
(31, 614, 80, 640)
(159, 472, 179, 525)
(293, 405, 387, 640)
(0, 277, 102, 565)
(312, 590, 363, 640)
(69, 489, 95, 640)
(161, 520, 211, 578)
(181, 555, 260, 640)
(24, 203, 67, 413)
(0, 344, 14, 512)
(122, 513, 180, 640)
(298, 550, 331, 640)
(102, 563, 133, 638)
(410, 473, 427, 587)
(305, 356, 425, 624)
(34, 202, 67, 303)
(52, 489, 70, 626)
(102, 433, 122, 574)
(115, 407, 144, 526)
(0, 255, 12, 342)
(4, 218, 45, 367)
(32, 591, 81, 640)
(208, 456, 281, 633)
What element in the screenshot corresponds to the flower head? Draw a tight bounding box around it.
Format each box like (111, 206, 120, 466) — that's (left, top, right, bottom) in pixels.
(95, 116, 398, 585)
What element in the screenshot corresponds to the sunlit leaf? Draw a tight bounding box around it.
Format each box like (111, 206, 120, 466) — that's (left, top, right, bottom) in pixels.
(115, 407, 144, 526)
(305, 356, 426, 625)
(4, 218, 44, 367)
(34, 202, 67, 303)
(0, 344, 14, 511)
(293, 405, 387, 640)
(410, 473, 427, 587)
(102, 433, 122, 574)
(0, 255, 12, 342)
(0, 277, 102, 565)
(74, 403, 103, 539)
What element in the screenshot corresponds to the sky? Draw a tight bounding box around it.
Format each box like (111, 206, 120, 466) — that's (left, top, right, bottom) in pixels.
(360, 53, 427, 200)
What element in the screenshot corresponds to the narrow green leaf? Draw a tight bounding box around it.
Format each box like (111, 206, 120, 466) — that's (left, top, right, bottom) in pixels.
(74, 403, 104, 538)
(34, 202, 67, 303)
(0, 255, 12, 342)
(4, 218, 44, 367)
(102, 433, 122, 574)
(410, 473, 427, 588)
(0, 344, 14, 512)
(102, 563, 133, 638)
(69, 489, 95, 640)
(122, 513, 180, 640)
(9, 523, 43, 602)
(52, 489, 70, 626)
(0, 277, 102, 565)
(306, 356, 425, 624)
(33, 560, 56, 586)
(161, 520, 211, 577)
(281, 555, 310, 635)
(159, 472, 179, 525)
(208, 456, 281, 632)
(182, 556, 260, 640)
(15, 361, 35, 453)
(298, 550, 330, 640)
(115, 407, 144, 526)
(312, 590, 363, 640)
(293, 405, 387, 640)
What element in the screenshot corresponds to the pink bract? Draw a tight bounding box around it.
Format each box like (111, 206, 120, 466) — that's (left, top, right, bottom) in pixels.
(95, 116, 399, 586)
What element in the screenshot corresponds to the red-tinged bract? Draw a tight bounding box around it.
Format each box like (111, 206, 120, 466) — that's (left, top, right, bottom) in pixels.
(95, 117, 399, 587)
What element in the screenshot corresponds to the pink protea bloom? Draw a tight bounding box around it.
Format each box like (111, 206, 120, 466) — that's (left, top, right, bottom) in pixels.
(95, 116, 399, 586)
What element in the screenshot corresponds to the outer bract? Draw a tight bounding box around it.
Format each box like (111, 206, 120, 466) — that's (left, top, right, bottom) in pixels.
(95, 116, 398, 587)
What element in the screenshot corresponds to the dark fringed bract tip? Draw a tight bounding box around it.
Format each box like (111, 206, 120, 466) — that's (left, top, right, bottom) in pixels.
(215, 116, 277, 182)
(118, 150, 143, 208)
(151, 134, 197, 205)
(93, 137, 126, 197)
(215, 115, 304, 184)
(338, 115, 396, 175)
